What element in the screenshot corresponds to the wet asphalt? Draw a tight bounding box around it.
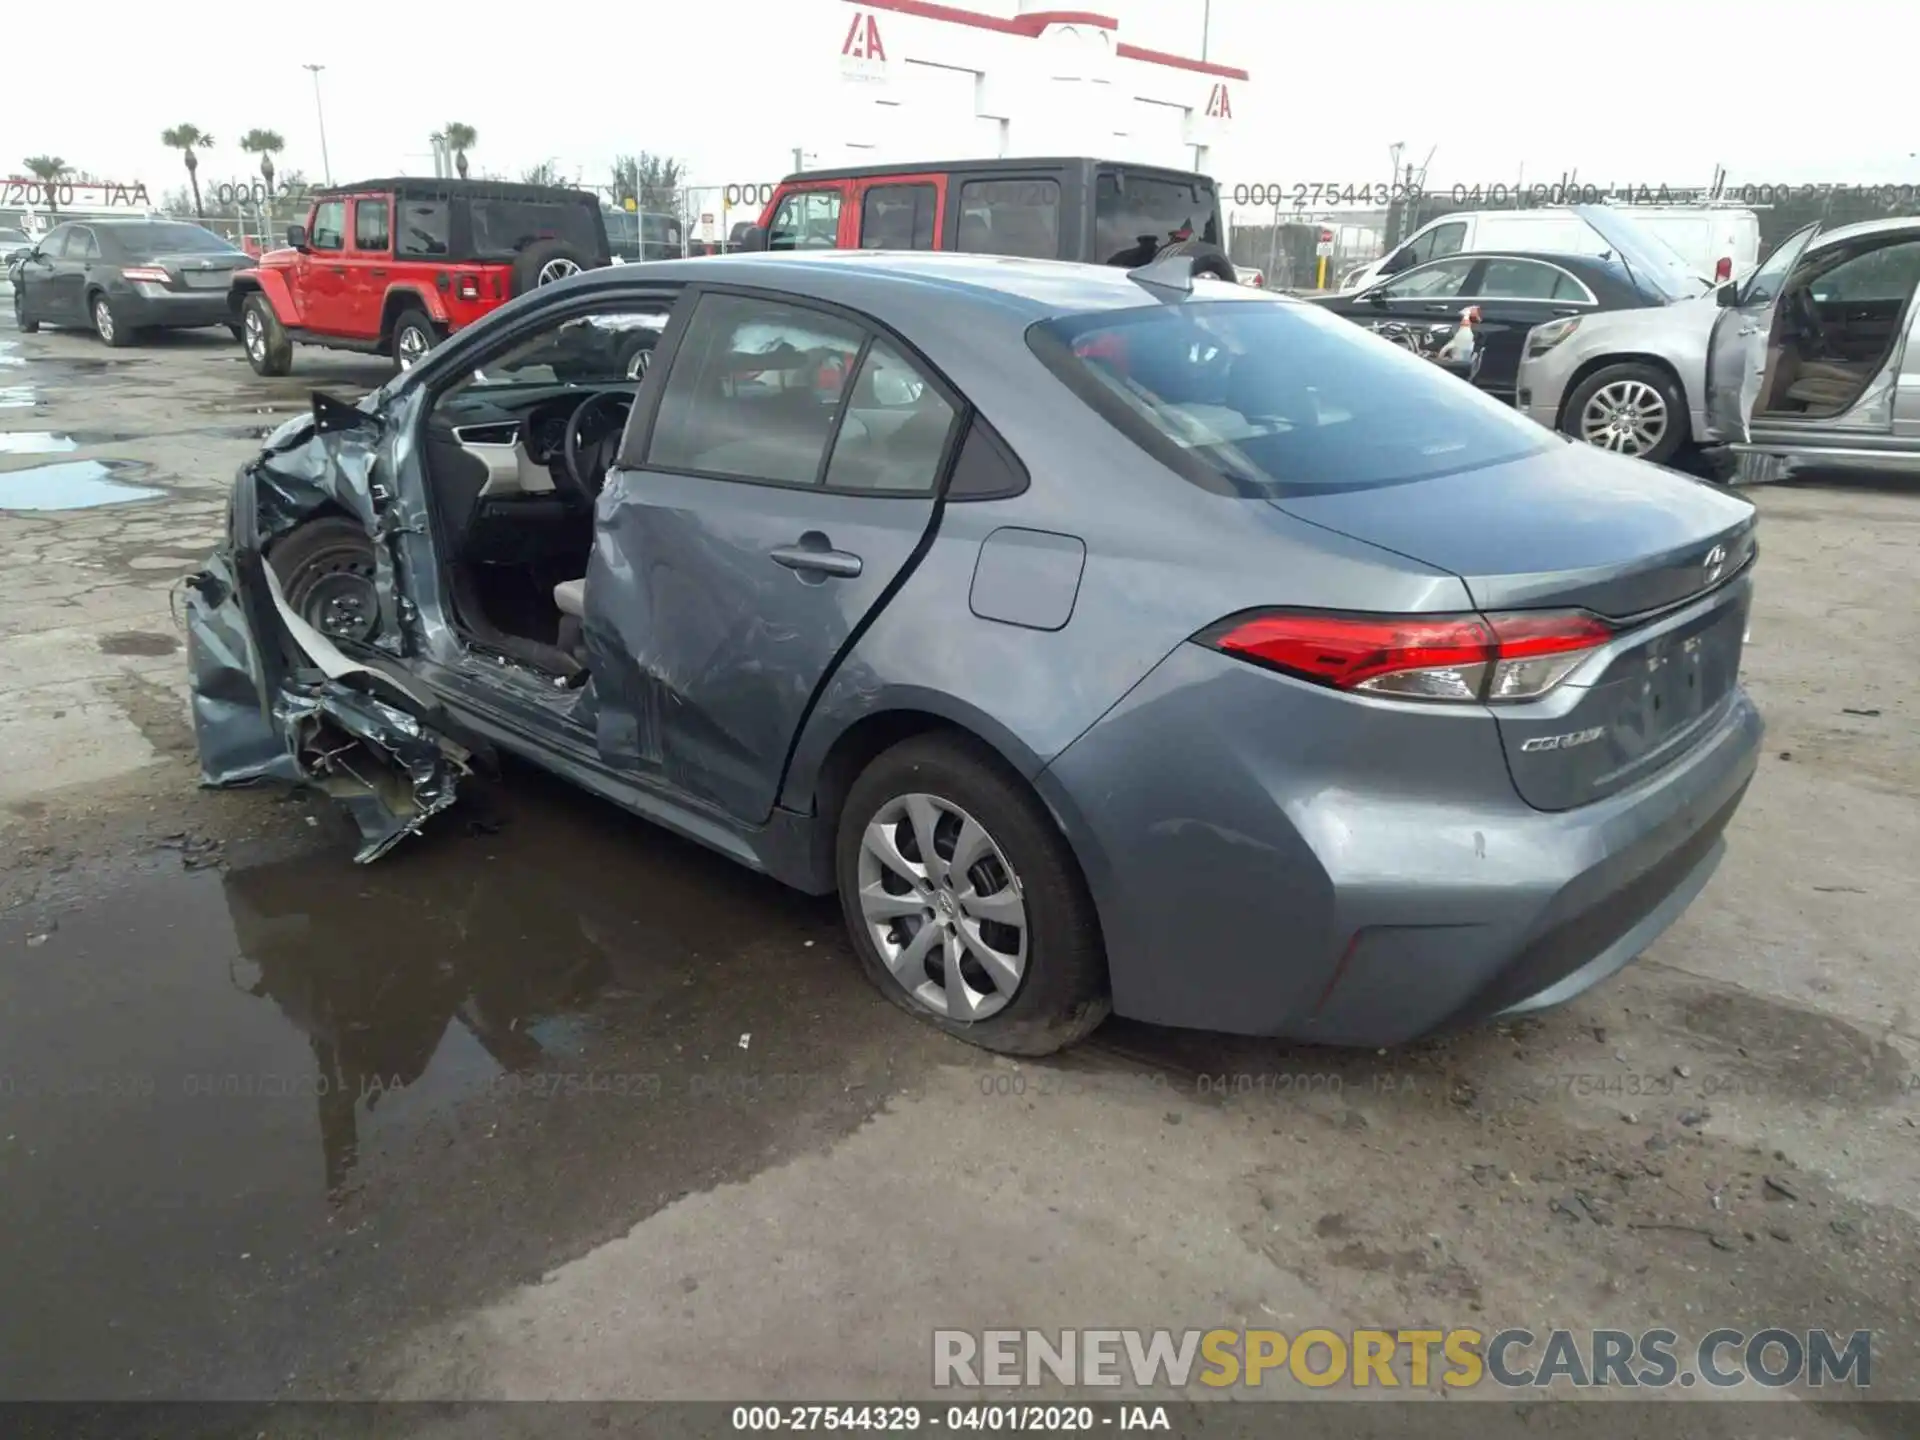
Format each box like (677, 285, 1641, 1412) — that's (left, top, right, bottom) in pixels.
(1, 763, 942, 1400)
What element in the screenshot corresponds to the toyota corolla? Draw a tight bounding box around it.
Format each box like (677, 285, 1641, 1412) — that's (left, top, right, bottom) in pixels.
(186, 250, 1762, 1055)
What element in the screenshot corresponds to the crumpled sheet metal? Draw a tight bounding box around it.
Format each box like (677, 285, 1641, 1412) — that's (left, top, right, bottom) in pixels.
(185, 393, 469, 863)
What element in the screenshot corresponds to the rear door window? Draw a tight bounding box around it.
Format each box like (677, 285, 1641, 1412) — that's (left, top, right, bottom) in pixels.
(395, 200, 451, 258)
(353, 198, 390, 252)
(645, 293, 866, 485)
(860, 185, 936, 250)
(70, 227, 99, 261)
(1475, 258, 1584, 300)
(954, 178, 1060, 260)
(823, 340, 956, 493)
(1095, 171, 1220, 266)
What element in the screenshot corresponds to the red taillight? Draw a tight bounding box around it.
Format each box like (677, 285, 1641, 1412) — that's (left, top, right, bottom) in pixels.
(1714, 256, 1733, 282)
(121, 265, 171, 284)
(1202, 610, 1612, 703)
(455, 275, 481, 301)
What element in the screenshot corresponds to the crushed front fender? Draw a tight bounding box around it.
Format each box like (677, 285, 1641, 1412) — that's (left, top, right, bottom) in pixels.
(184, 391, 487, 863)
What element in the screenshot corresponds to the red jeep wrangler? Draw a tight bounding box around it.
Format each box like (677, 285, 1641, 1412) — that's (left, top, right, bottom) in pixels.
(229, 177, 612, 377)
(741, 157, 1236, 280)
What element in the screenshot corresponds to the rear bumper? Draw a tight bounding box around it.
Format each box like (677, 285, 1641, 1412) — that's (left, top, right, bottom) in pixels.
(1037, 643, 1763, 1046)
(121, 286, 236, 329)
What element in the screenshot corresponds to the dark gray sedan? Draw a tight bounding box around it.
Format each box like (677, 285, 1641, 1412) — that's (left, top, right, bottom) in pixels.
(11, 218, 250, 345)
(187, 250, 1762, 1055)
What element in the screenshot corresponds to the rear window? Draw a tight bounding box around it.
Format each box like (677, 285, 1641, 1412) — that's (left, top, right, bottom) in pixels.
(468, 198, 601, 260)
(397, 200, 451, 258)
(1095, 171, 1220, 267)
(99, 222, 237, 254)
(1029, 300, 1553, 496)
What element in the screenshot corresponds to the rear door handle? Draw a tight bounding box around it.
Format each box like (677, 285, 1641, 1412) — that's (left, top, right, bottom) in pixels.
(770, 542, 862, 578)
(370, 268, 388, 277)
(329, 266, 347, 276)
(1550, 306, 1580, 316)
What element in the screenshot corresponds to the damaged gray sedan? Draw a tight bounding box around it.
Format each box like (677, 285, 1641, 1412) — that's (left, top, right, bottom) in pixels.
(189, 251, 1762, 1056)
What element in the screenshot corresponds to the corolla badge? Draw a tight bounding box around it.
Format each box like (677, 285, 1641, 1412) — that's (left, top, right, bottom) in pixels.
(1702, 543, 1728, 583)
(1520, 726, 1605, 753)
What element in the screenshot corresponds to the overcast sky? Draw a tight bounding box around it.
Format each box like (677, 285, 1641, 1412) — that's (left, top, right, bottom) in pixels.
(7, 0, 1917, 203)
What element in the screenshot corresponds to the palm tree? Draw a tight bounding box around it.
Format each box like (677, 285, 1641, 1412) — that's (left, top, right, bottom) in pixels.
(440, 122, 477, 180)
(22, 156, 71, 215)
(239, 129, 285, 194)
(161, 125, 214, 217)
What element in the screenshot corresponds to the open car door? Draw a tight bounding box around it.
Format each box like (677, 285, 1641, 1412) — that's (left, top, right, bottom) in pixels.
(1705, 222, 1821, 446)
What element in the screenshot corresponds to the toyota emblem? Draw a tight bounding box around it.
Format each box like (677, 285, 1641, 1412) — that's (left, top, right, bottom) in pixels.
(1703, 543, 1727, 581)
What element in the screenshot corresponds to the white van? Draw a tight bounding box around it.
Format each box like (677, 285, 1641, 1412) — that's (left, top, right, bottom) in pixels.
(1338, 205, 1760, 292)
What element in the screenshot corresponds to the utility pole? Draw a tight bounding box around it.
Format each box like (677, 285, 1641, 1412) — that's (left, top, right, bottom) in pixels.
(1201, 0, 1211, 60)
(304, 64, 333, 185)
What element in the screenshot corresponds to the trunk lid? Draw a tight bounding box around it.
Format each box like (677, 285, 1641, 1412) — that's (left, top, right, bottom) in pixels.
(146, 250, 251, 289)
(1270, 442, 1757, 810)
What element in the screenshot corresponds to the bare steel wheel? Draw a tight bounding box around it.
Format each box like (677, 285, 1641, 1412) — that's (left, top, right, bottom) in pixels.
(1564, 362, 1688, 465)
(268, 517, 381, 644)
(836, 734, 1109, 1055)
(857, 792, 1028, 1022)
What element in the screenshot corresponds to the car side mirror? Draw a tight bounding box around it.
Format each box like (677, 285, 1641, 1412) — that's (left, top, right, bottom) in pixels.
(286, 224, 308, 251)
(1715, 282, 1739, 308)
(740, 225, 768, 253)
(1364, 288, 1390, 306)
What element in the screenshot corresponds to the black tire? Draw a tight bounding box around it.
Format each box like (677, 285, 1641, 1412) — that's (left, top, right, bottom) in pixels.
(1560, 361, 1690, 466)
(389, 306, 436, 374)
(835, 733, 1109, 1056)
(1152, 237, 1236, 284)
(12, 287, 37, 334)
(241, 293, 293, 376)
(91, 292, 136, 347)
(227, 321, 245, 342)
(510, 238, 593, 297)
(267, 516, 381, 644)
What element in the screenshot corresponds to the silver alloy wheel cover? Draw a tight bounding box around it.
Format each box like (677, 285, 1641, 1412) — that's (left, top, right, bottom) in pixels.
(243, 307, 266, 363)
(396, 323, 428, 369)
(856, 792, 1028, 1022)
(94, 298, 113, 342)
(1580, 378, 1668, 454)
(537, 257, 582, 285)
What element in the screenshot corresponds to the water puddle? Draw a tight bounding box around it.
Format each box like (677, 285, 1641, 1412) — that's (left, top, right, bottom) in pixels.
(0, 459, 164, 511)
(0, 430, 77, 455)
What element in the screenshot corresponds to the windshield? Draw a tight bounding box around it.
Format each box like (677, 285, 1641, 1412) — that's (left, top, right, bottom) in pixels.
(101, 222, 238, 255)
(1570, 204, 1708, 300)
(468, 198, 602, 261)
(1028, 299, 1553, 496)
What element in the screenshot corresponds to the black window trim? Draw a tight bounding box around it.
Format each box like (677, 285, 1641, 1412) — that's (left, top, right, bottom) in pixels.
(624, 283, 975, 502)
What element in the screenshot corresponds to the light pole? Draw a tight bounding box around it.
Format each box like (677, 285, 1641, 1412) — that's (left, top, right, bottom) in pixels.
(304, 64, 333, 185)
(1201, 0, 1211, 61)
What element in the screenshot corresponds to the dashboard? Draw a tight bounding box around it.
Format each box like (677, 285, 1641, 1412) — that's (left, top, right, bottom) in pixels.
(445, 385, 637, 499)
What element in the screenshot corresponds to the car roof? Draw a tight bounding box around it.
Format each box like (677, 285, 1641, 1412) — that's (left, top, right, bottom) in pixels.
(1809, 216, 1920, 250)
(782, 157, 1215, 186)
(567, 249, 1280, 324)
(314, 177, 600, 204)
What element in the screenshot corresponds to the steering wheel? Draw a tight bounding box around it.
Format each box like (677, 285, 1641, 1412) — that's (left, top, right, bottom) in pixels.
(1785, 287, 1831, 359)
(561, 390, 634, 501)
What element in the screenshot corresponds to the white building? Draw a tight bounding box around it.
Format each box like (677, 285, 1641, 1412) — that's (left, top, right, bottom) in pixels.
(821, 0, 1248, 175)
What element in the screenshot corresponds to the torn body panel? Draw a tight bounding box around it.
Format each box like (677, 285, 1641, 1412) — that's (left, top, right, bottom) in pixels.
(186, 390, 486, 862)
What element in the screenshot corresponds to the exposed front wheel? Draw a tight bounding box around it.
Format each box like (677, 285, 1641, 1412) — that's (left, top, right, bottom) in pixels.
(267, 516, 381, 644)
(241, 294, 293, 376)
(836, 734, 1109, 1055)
(1563, 362, 1689, 465)
(13, 287, 37, 334)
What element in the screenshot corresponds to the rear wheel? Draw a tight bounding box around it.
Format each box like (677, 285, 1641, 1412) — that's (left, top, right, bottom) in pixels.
(835, 734, 1109, 1056)
(390, 307, 435, 373)
(1563, 362, 1689, 465)
(92, 293, 135, 347)
(240, 293, 292, 376)
(13, 287, 37, 333)
(267, 516, 381, 644)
